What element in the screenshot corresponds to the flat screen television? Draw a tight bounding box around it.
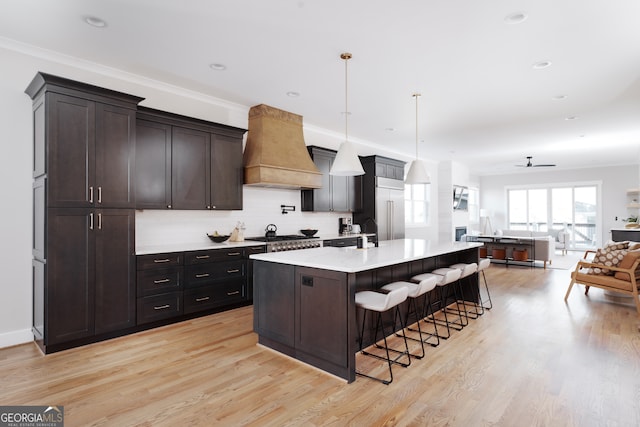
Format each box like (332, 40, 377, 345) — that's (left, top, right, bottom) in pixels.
(453, 185, 468, 211)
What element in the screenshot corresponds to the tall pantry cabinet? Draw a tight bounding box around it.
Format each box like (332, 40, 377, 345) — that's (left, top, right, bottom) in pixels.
(26, 73, 144, 353)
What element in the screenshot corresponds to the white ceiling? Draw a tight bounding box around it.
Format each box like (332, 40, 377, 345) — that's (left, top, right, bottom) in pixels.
(3, 0, 640, 175)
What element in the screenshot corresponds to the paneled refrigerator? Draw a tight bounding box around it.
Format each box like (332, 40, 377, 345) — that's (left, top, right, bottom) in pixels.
(354, 156, 406, 241)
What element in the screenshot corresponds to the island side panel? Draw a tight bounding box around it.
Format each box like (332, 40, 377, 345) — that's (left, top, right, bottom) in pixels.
(295, 267, 353, 382)
(253, 261, 296, 349)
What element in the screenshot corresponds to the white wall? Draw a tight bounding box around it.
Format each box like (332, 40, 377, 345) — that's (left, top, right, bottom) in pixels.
(479, 165, 640, 247)
(0, 42, 431, 348)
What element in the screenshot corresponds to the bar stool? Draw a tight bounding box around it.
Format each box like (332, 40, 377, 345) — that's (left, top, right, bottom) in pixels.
(412, 268, 462, 339)
(477, 258, 493, 310)
(380, 274, 438, 359)
(450, 262, 482, 319)
(355, 286, 410, 385)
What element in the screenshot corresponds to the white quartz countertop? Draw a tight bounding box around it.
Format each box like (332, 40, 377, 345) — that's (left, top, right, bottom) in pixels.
(136, 240, 265, 255)
(249, 239, 482, 273)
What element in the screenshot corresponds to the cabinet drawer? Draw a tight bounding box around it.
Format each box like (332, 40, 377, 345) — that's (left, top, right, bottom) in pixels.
(183, 280, 245, 314)
(325, 238, 358, 247)
(137, 292, 182, 324)
(245, 245, 267, 255)
(184, 260, 245, 288)
(137, 253, 183, 270)
(184, 248, 244, 264)
(137, 267, 182, 297)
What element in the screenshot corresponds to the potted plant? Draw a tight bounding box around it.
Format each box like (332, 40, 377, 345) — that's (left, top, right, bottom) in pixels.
(623, 215, 639, 228)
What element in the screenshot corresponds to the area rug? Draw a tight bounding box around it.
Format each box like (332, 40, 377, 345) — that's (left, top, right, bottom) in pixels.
(546, 251, 584, 270)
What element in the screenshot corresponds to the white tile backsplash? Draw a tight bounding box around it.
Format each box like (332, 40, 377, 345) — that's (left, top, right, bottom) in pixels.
(135, 186, 351, 247)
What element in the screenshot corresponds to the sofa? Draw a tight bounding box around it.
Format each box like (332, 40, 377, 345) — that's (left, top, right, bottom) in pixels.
(497, 229, 570, 255)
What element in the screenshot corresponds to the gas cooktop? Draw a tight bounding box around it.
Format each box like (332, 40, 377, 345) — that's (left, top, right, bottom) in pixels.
(245, 235, 319, 242)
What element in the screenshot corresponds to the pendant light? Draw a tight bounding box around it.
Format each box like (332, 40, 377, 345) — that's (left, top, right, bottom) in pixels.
(330, 52, 365, 176)
(405, 93, 431, 184)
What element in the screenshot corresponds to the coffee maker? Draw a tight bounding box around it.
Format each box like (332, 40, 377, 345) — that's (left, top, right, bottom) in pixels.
(338, 217, 352, 234)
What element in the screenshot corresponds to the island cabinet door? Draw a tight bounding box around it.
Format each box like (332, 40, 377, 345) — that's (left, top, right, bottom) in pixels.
(295, 267, 348, 368)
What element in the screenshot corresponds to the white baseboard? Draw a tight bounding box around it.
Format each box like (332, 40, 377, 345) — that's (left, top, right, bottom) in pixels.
(0, 328, 33, 349)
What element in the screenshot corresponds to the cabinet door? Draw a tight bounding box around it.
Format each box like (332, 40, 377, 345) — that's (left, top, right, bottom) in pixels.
(46, 208, 94, 344)
(47, 94, 95, 207)
(94, 209, 136, 334)
(210, 133, 243, 210)
(305, 150, 332, 211)
(95, 104, 136, 207)
(331, 174, 349, 212)
(172, 127, 210, 209)
(295, 267, 348, 367)
(135, 120, 172, 209)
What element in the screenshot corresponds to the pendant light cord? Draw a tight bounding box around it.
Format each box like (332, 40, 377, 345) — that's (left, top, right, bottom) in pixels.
(414, 93, 419, 159)
(341, 53, 352, 142)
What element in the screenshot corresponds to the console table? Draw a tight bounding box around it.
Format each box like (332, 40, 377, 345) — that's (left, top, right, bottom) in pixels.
(467, 235, 536, 268)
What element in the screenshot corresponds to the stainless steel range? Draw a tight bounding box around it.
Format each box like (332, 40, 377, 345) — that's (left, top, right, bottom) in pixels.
(245, 235, 322, 252)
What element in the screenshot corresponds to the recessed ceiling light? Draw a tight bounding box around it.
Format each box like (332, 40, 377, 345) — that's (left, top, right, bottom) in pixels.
(505, 12, 528, 24)
(84, 15, 107, 28)
(552, 95, 568, 100)
(209, 63, 227, 71)
(532, 60, 552, 69)
(385, 127, 395, 132)
(565, 116, 578, 120)
(286, 91, 300, 97)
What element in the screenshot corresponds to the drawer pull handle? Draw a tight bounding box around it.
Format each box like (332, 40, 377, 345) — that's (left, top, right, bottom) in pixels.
(195, 273, 210, 278)
(227, 252, 241, 256)
(153, 278, 171, 284)
(196, 255, 210, 259)
(227, 269, 240, 274)
(227, 290, 240, 296)
(196, 296, 210, 302)
(154, 304, 170, 310)
(153, 259, 171, 263)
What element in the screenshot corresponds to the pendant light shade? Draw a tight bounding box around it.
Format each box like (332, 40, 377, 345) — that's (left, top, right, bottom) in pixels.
(405, 93, 431, 184)
(330, 52, 365, 176)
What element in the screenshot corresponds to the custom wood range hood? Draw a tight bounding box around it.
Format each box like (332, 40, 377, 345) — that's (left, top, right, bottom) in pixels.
(243, 104, 323, 189)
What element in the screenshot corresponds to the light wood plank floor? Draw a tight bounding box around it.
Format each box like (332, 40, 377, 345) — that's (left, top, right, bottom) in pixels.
(1, 265, 640, 426)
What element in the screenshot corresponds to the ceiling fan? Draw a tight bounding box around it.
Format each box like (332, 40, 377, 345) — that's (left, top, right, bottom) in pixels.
(516, 156, 556, 168)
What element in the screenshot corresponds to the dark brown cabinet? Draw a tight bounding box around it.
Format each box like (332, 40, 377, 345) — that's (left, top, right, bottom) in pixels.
(39, 208, 136, 346)
(301, 146, 361, 212)
(26, 73, 142, 353)
(45, 92, 137, 208)
(136, 246, 255, 324)
(136, 252, 183, 324)
(135, 107, 246, 210)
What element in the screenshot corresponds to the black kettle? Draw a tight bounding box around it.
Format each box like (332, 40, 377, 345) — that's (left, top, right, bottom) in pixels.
(265, 224, 277, 238)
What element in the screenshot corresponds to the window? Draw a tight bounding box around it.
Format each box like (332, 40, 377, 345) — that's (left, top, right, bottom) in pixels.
(507, 185, 598, 249)
(405, 183, 430, 225)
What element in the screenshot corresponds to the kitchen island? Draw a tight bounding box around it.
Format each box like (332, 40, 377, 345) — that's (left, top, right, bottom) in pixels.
(250, 238, 482, 382)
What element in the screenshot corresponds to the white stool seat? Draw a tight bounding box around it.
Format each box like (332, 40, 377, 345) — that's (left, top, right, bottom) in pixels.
(430, 267, 462, 285)
(381, 278, 436, 298)
(450, 262, 478, 278)
(355, 287, 408, 312)
(478, 258, 491, 271)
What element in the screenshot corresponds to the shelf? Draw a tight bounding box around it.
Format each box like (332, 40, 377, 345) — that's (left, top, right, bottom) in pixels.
(627, 203, 640, 208)
(627, 188, 640, 195)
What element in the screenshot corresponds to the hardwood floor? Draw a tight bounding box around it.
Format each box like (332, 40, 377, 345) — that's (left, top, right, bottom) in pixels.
(1, 265, 639, 426)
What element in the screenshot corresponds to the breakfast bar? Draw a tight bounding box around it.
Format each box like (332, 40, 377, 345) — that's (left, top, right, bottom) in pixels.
(251, 238, 482, 382)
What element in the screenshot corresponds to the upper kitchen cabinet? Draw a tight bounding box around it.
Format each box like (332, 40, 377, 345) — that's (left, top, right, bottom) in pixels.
(135, 107, 246, 210)
(25, 73, 142, 208)
(301, 146, 362, 212)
